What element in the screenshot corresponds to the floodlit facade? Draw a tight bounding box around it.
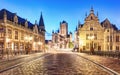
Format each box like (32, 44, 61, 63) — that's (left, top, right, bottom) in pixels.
(77, 7, 120, 51)
(52, 21, 72, 49)
(0, 9, 45, 54)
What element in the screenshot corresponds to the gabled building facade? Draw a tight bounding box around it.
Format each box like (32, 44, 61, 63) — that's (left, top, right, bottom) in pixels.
(78, 7, 119, 51)
(0, 9, 45, 54)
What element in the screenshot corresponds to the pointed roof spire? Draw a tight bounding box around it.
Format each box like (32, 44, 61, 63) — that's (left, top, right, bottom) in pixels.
(90, 6, 94, 13)
(39, 12, 44, 26)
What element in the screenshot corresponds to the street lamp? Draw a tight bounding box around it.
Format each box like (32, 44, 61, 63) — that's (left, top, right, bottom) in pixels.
(88, 35, 94, 53)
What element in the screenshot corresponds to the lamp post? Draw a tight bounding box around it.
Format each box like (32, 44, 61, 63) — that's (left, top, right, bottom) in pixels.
(88, 35, 94, 54)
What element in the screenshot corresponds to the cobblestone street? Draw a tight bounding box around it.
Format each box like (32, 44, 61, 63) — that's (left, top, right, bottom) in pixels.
(0, 51, 111, 75)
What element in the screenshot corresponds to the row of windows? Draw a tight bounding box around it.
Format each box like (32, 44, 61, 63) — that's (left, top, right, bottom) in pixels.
(85, 35, 120, 42)
(107, 35, 120, 42)
(107, 46, 120, 51)
(7, 29, 42, 41)
(86, 34, 97, 40)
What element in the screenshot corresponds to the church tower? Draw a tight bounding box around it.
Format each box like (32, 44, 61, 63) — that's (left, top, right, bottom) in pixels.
(39, 12, 45, 50)
(60, 20, 68, 37)
(39, 12, 45, 34)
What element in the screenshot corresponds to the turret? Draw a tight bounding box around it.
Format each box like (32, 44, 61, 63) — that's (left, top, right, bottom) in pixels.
(90, 6, 94, 14)
(13, 13, 18, 24)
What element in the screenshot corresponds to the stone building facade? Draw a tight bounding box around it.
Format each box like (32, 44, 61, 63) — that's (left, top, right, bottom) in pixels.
(77, 7, 119, 51)
(52, 21, 72, 49)
(0, 9, 45, 54)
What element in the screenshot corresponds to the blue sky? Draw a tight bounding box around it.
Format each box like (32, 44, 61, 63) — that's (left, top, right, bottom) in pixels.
(0, 0, 120, 40)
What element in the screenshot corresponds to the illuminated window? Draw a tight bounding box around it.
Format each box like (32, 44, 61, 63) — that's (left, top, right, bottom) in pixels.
(8, 29, 12, 39)
(94, 34, 97, 40)
(21, 32, 24, 40)
(107, 36, 112, 42)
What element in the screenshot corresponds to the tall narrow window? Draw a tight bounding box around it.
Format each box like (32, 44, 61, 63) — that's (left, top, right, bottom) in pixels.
(107, 36, 109, 42)
(8, 29, 12, 39)
(110, 36, 112, 42)
(15, 31, 18, 40)
(94, 34, 97, 40)
(21, 32, 24, 40)
(116, 46, 119, 51)
(116, 36, 119, 42)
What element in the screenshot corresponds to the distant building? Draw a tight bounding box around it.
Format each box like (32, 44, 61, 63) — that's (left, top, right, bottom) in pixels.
(52, 21, 72, 49)
(45, 40, 52, 50)
(77, 7, 120, 51)
(0, 9, 45, 54)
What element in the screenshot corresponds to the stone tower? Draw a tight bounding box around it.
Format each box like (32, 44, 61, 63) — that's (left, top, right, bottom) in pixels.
(60, 20, 68, 37)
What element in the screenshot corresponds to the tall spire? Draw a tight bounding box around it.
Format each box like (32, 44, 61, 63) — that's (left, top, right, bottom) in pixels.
(39, 12, 45, 33)
(39, 12, 44, 26)
(90, 6, 94, 13)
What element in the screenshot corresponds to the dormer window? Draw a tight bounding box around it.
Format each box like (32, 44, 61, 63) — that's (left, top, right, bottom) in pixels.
(25, 20, 28, 28)
(14, 14, 18, 24)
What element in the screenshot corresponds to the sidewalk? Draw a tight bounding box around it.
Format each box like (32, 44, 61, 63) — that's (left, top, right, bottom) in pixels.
(0, 52, 45, 62)
(77, 53, 120, 73)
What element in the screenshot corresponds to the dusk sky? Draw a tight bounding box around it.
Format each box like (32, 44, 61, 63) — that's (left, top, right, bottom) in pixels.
(0, 0, 120, 40)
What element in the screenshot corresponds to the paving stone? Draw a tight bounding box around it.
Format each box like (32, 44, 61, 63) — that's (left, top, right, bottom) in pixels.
(0, 52, 111, 75)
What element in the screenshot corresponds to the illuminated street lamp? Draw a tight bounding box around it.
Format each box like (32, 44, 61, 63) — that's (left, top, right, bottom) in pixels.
(88, 35, 94, 53)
